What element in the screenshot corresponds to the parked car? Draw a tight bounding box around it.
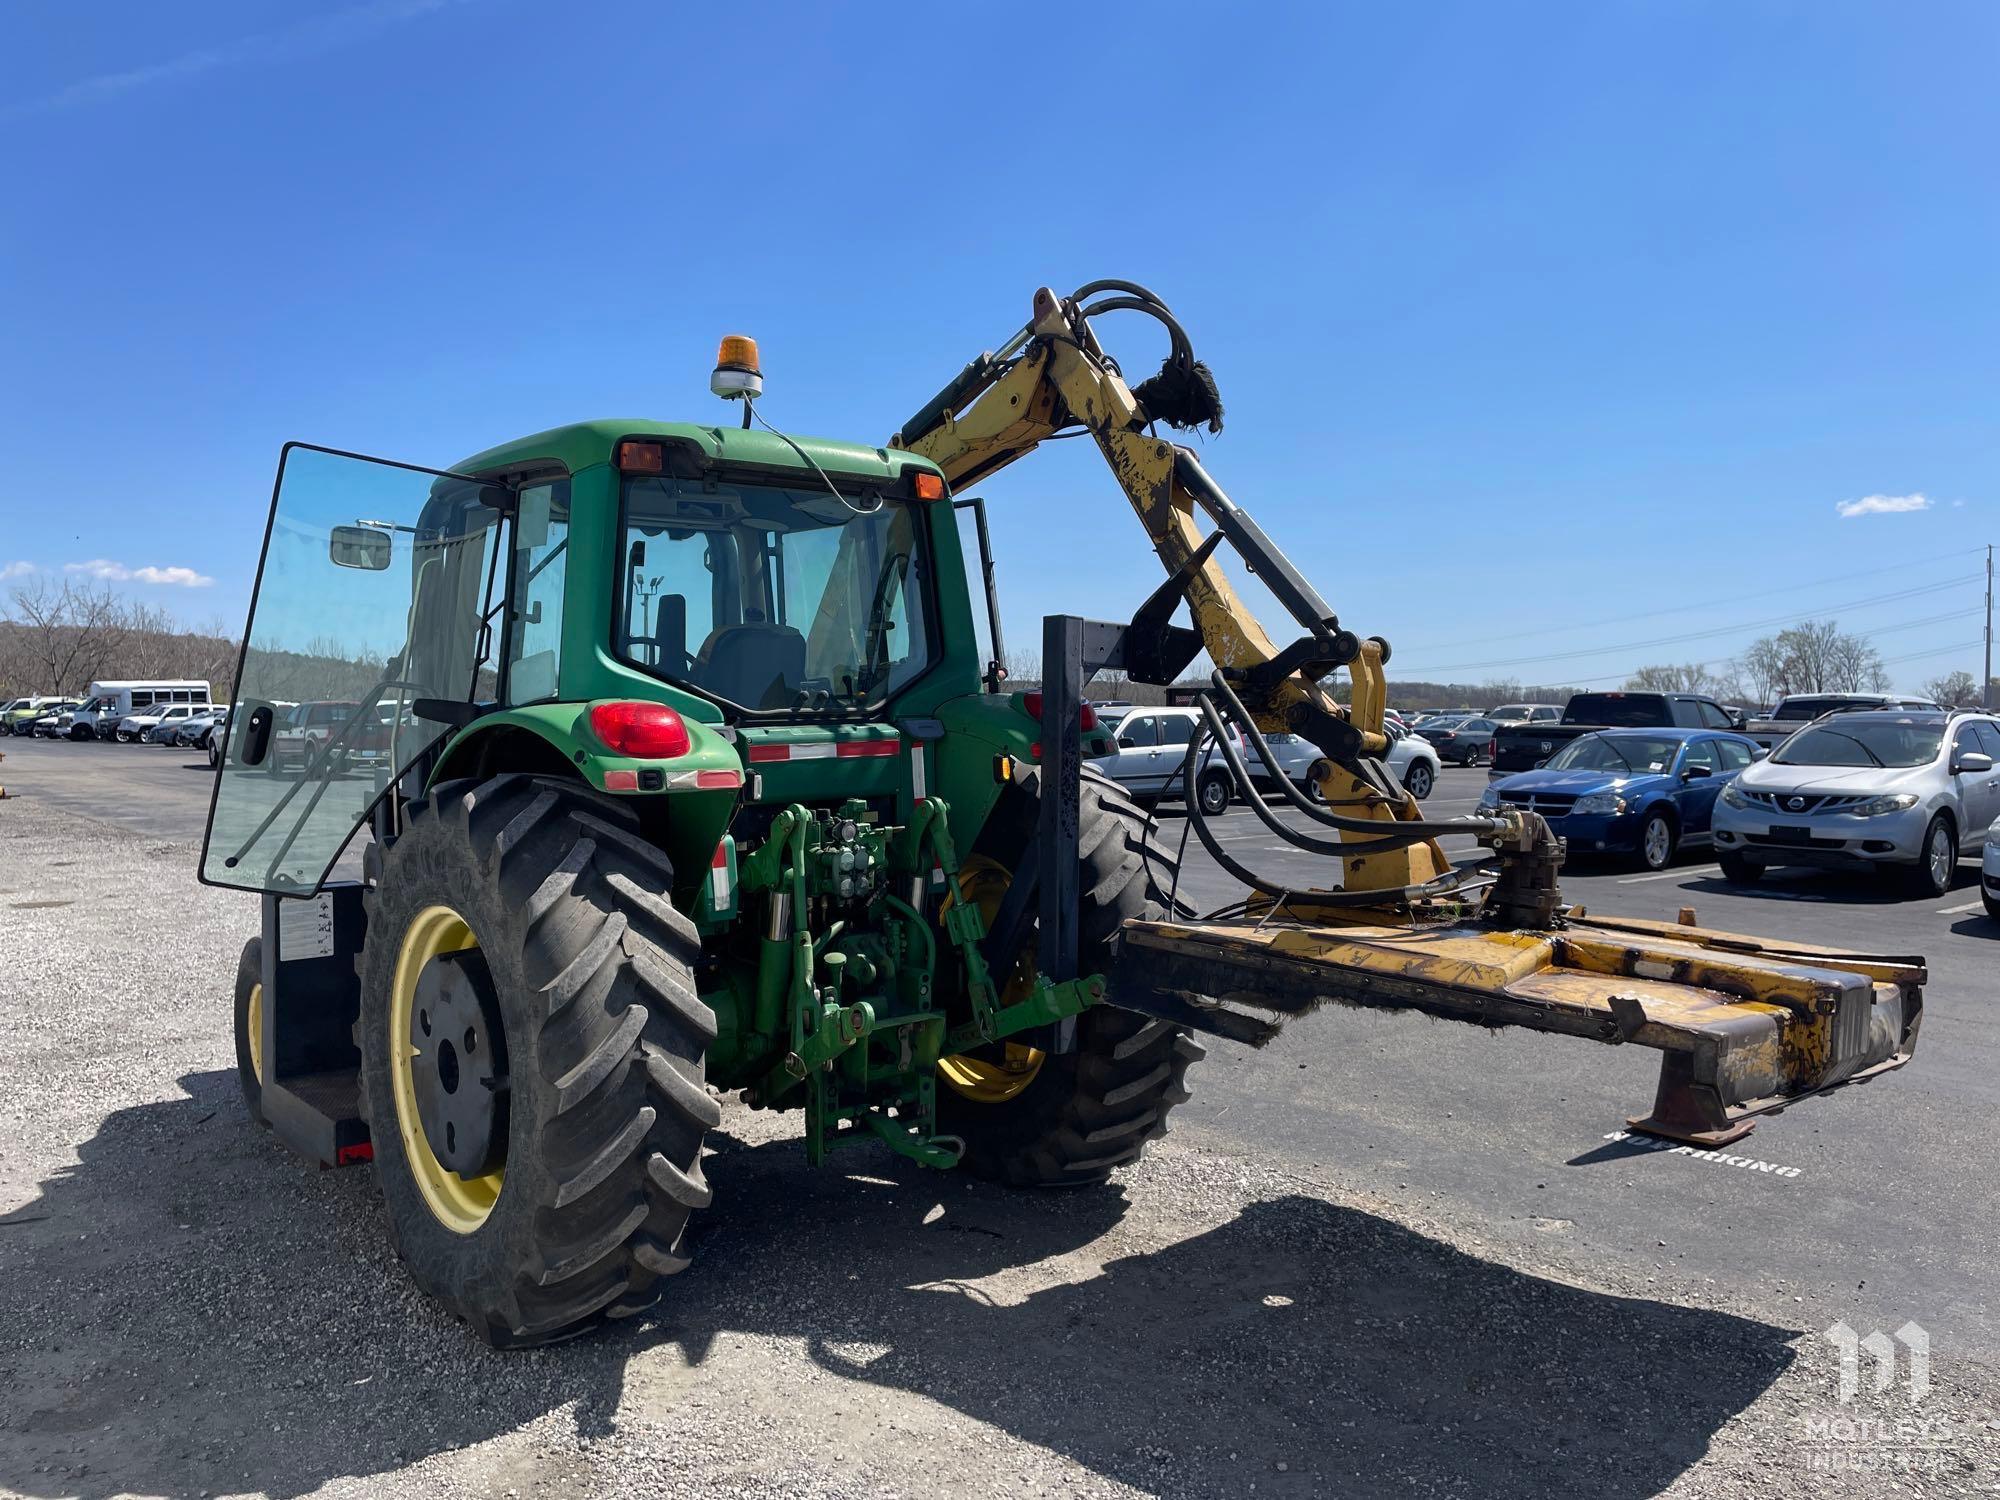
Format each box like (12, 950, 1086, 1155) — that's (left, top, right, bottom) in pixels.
(1712, 710, 2000, 895)
(268, 700, 364, 773)
(17, 699, 81, 736)
(1479, 728, 1761, 871)
(1984, 824, 2000, 922)
(1418, 715, 1497, 767)
(0, 696, 66, 734)
(1488, 703, 1563, 726)
(121, 702, 216, 744)
(1091, 706, 1231, 808)
(1212, 725, 1444, 808)
(1742, 692, 1943, 750)
(170, 705, 228, 748)
(1489, 691, 1743, 778)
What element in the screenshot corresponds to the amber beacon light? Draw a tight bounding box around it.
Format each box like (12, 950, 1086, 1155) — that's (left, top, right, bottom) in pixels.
(711, 335, 764, 401)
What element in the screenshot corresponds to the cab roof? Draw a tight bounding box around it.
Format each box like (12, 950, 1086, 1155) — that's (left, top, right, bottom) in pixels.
(451, 418, 942, 487)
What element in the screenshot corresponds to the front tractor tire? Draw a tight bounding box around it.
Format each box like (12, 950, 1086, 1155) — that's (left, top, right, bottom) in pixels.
(355, 774, 718, 1347)
(938, 767, 1203, 1188)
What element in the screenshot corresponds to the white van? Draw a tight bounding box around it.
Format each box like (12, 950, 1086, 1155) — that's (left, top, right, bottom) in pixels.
(70, 680, 213, 740)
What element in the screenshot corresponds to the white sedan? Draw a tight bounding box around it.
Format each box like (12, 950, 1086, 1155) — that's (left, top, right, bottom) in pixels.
(1092, 709, 1441, 814)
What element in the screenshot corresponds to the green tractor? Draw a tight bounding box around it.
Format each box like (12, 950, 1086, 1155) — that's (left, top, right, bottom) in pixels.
(202, 360, 1196, 1346)
(204, 289, 1923, 1347)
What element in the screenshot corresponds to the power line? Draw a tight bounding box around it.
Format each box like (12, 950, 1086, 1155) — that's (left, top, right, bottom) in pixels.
(1390, 546, 1988, 656)
(1394, 575, 1983, 676)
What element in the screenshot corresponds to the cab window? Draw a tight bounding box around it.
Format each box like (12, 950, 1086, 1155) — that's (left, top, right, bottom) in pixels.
(506, 481, 570, 704)
(1714, 738, 1754, 773)
(1679, 739, 1719, 775)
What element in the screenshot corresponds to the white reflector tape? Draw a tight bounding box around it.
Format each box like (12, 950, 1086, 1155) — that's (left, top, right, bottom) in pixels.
(911, 744, 927, 800)
(710, 840, 733, 914)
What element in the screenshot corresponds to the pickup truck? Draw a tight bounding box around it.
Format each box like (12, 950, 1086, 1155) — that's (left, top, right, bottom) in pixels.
(1488, 690, 1743, 777)
(1742, 692, 1942, 750)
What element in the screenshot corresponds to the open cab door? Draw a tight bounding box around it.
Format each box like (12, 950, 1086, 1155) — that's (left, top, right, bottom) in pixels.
(200, 444, 506, 895)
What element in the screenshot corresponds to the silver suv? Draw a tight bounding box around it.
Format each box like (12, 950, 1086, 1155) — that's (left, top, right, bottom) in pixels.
(1712, 710, 2000, 895)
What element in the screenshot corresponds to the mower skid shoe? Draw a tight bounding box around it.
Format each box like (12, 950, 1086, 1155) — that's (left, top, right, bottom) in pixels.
(1108, 914, 1922, 1142)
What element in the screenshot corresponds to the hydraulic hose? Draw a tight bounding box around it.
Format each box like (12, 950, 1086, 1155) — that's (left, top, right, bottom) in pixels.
(1188, 701, 1433, 860)
(1173, 729, 1459, 909)
(1075, 296, 1195, 371)
(1206, 671, 1504, 841)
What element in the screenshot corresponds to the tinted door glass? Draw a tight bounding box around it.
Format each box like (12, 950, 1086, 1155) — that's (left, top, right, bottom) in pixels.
(202, 445, 503, 895)
(1159, 716, 1195, 745)
(1679, 739, 1719, 775)
(1120, 716, 1160, 747)
(1974, 722, 2000, 760)
(507, 481, 570, 704)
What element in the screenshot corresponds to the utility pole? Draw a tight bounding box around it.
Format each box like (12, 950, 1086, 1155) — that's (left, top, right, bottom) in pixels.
(1986, 544, 1995, 710)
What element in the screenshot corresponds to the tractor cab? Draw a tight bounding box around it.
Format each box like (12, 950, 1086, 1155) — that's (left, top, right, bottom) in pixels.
(200, 420, 975, 900)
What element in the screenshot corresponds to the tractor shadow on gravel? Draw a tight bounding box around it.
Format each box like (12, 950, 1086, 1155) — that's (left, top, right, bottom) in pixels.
(0, 1073, 1795, 1500)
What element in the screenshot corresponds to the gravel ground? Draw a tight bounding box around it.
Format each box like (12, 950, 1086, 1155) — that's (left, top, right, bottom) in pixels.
(1, 790, 1994, 1499)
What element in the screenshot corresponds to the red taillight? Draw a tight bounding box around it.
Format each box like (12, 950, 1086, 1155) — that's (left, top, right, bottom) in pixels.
(1487, 739, 1497, 759)
(590, 701, 692, 759)
(1020, 693, 1097, 730)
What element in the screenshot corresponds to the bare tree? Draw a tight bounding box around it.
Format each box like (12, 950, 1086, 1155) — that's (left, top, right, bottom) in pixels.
(1737, 619, 1887, 697)
(1924, 669, 1978, 707)
(1625, 662, 1720, 694)
(3, 578, 137, 694)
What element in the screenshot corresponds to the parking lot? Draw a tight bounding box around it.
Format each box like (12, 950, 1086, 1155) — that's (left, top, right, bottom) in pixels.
(1, 738, 1996, 1497)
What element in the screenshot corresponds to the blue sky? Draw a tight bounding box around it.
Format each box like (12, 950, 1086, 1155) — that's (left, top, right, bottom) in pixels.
(4, 0, 1995, 693)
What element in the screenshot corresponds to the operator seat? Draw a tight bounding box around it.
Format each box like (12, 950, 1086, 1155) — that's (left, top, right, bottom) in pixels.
(696, 623, 807, 709)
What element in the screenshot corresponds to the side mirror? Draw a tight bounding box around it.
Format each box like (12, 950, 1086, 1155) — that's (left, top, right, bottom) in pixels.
(1682, 765, 1712, 781)
(1752, 746, 1770, 760)
(1730, 715, 1748, 731)
(1532, 758, 1548, 769)
(1118, 736, 1139, 750)
(1952, 751, 1994, 776)
(329, 525, 392, 571)
(629, 540, 646, 570)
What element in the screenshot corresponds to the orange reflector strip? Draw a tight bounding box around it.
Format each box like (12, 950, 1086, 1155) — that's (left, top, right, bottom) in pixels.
(912, 472, 945, 501)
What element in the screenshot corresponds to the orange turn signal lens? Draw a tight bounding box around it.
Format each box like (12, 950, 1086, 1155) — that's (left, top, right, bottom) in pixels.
(616, 440, 665, 474)
(912, 471, 945, 502)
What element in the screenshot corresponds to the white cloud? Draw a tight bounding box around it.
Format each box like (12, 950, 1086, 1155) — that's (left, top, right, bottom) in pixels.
(0, 561, 36, 580)
(5, 0, 475, 118)
(64, 559, 214, 588)
(1835, 492, 1932, 519)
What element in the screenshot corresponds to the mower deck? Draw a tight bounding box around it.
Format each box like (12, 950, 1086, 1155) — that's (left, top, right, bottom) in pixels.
(1111, 910, 1923, 1146)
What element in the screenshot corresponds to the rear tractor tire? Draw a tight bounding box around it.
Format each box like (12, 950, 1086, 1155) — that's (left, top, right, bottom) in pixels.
(234, 937, 268, 1127)
(937, 766, 1203, 1188)
(355, 774, 718, 1347)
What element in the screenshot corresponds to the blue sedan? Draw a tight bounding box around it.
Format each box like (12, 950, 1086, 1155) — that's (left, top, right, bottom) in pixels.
(1477, 728, 1763, 871)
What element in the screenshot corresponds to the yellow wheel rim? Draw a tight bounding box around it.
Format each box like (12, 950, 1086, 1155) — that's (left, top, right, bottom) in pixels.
(246, 982, 265, 1084)
(389, 904, 501, 1234)
(938, 857, 1045, 1104)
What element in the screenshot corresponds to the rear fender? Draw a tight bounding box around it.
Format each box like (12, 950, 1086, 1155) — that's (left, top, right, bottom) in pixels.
(425, 703, 738, 912)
